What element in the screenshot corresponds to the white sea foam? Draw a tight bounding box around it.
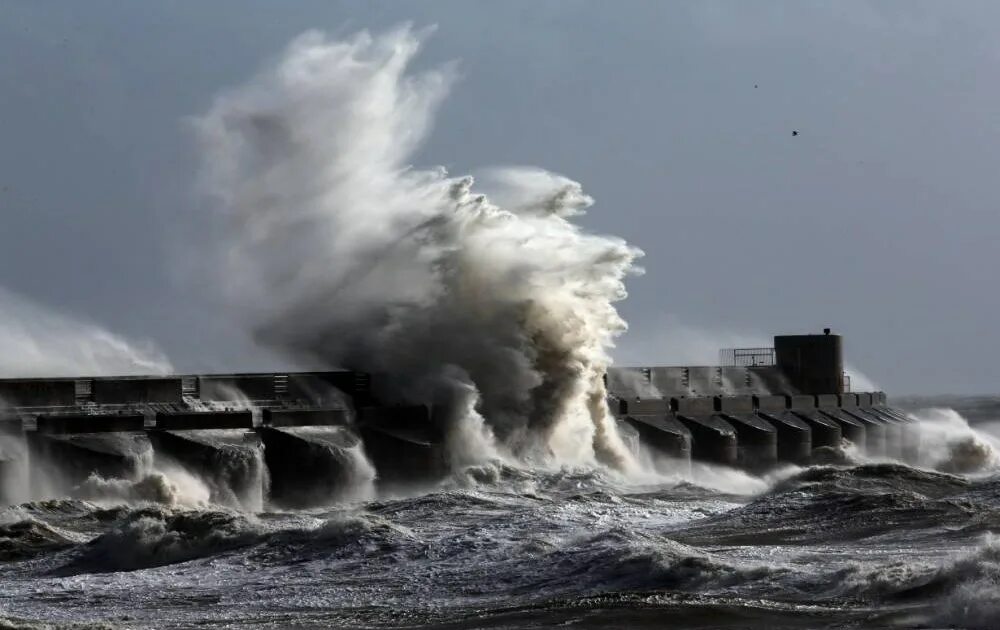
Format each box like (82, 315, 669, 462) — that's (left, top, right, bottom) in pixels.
(195, 27, 641, 474)
(906, 407, 1000, 473)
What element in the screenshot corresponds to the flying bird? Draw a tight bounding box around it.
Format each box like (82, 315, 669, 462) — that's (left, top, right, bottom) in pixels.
(792, 130, 799, 136)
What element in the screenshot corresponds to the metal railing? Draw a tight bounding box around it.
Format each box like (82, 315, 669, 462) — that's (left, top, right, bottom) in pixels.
(719, 347, 776, 367)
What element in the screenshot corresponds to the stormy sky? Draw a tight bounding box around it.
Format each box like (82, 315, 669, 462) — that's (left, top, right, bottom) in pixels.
(0, 1, 997, 395)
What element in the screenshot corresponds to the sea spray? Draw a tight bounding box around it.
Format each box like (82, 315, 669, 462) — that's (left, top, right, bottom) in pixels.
(146, 430, 269, 511)
(195, 27, 642, 473)
(0, 287, 171, 378)
(0, 431, 28, 506)
(905, 407, 1000, 473)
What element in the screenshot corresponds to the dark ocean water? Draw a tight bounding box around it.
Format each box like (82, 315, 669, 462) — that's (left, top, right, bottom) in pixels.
(2, 396, 1000, 629)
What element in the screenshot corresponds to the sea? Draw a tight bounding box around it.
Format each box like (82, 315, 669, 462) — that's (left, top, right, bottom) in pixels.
(2, 396, 1000, 629)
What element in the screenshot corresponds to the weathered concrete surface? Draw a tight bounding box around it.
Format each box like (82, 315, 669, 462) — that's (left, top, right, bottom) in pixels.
(790, 410, 842, 448)
(359, 424, 445, 487)
(262, 408, 349, 428)
(198, 375, 275, 401)
(605, 368, 657, 399)
(36, 414, 146, 434)
(685, 367, 719, 397)
(623, 415, 691, 462)
(259, 425, 373, 507)
(155, 411, 253, 431)
(774, 333, 844, 394)
(719, 367, 753, 394)
(358, 405, 441, 439)
(839, 393, 858, 409)
(816, 394, 840, 410)
(675, 414, 738, 466)
(720, 413, 777, 471)
(285, 372, 371, 406)
(756, 411, 811, 463)
(0, 379, 76, 408)
(91, 377, 182, 405)
(673, 397, 715, 416)
(841, 409, 887, 457)
(789, 395, 817, 412)
(716, 395, 754, 414)
(871, 407, 917, 462)
(754, 395, 789, 413)
(819, 409, 866, 451)
(27, 432, 151, 492)
(650, 367, 688, 396)
(0, 424, 27, 506)
(616, 398, 670, 416)
(147, 428, 264, 509)
(358, 405, 446, 486)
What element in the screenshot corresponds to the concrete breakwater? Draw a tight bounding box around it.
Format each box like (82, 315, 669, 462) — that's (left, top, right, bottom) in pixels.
(0, 371, 443, 506)
(0, 331, 911, 505)
(604, 331, 910, 469)
(607, 389, 901, 471)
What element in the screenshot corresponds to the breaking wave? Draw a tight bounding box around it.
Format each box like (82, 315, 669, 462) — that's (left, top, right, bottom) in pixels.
(55, 507, 259, 575)
(195, 26, 641, 472)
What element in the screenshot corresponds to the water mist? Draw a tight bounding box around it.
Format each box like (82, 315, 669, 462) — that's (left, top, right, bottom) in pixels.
(195, 27, 642, 472)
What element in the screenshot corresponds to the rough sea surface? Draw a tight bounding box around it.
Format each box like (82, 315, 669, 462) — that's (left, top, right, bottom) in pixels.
(2, 397, 1000, 629)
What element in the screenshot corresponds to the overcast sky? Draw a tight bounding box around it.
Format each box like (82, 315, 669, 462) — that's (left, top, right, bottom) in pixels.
(0, 1, 998, 394)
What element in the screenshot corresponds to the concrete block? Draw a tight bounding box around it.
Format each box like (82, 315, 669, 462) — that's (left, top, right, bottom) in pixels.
(857, 393, 874, 408)
(839, 393, 858, 409)
(818, 409, 866, 450)
(686, 367, 720, 397)
(198, 375, 275, 401)
(624, 415, 691, 460)
(606, 368, 660, 399)
(27, 432, 151, 491)
(260, 425, 375, 506)
(91, 377, 183, 404)
(789, 395, 817, 411)
(284, 372, 365, 406)
(842, 409, 886, 457)
(35, 414, 145, 434)
(673, 397, 715, 416)
(864, 408, 905, 460)
(147, 428, 263, 510)
(619, 398, 669, 416)
(720, 367, 753, 394)
(757, 411, 812, 463)
(0, 379, 76, 408)
(155, 411, 253, 431)
(360, 424, 447, 487)
(774, 333, 844, 394)
(359, 405, 436, 438)
(263, 408, 350, 427)
(791, 410, 842, 448)
(754, 395, 789, 412)
(650, 367, 689, 397)
(675, 414, 738, 465)
(816, 394, 839, 409)
(720, 413, 777, 471)
(747, 366, 796, 394)
(716, 395, 753, 414)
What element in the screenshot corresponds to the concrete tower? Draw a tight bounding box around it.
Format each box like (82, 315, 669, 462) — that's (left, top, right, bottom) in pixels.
(774, 329, 844, 394)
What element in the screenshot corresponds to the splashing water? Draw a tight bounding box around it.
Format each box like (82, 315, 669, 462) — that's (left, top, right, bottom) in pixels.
(906, 407, 1000, 474)
(195, 27, 642, 472)
(0, 287, 172, 378)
